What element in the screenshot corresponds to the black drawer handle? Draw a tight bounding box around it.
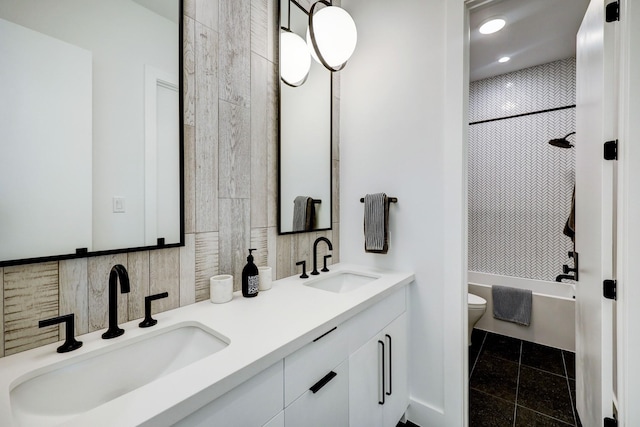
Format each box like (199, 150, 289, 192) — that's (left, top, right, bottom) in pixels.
(313, 326, 337, 342)
(385, 334, 392, 396)
(378, 340, 385, 405)
(310, 371, 338, 394)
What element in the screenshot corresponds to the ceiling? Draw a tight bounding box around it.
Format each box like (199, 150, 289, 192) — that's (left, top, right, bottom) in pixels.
(469, 0, 590, 82)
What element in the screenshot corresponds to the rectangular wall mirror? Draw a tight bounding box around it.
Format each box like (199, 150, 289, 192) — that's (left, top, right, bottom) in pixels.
(0, 0, 183, 266)
(278, 0, 332, 234)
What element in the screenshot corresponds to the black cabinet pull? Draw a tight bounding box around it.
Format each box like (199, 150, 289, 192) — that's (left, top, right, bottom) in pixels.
(378, 340, 385, 405)
(385, 334, 393, 396)
(312, 326, 337, 342)
(309, 371, 337, 394)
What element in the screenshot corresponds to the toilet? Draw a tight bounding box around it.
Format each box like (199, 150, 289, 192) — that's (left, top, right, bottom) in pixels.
(468, 293, 487, 346)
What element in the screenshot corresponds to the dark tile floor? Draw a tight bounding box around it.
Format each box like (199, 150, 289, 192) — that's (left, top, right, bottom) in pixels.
(469, 330, 582, 427)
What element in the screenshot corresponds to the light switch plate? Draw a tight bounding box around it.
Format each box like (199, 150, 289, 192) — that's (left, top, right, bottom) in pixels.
(113, 197, 125, 213)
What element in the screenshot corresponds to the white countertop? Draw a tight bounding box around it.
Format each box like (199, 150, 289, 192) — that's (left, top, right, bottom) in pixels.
(0, 263, 414, 427)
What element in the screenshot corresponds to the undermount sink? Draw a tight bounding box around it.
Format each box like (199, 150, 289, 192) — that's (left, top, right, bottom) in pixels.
(304, 270, 380, 293)
(10, 322, 229, 427)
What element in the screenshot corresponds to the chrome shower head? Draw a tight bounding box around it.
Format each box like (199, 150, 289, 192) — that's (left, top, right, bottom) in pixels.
(549, 132, 575, 149)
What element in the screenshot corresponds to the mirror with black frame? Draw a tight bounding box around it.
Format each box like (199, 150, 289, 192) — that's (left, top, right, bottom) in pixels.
(0, 0, 183, 266)
(278, 0, 332, 234)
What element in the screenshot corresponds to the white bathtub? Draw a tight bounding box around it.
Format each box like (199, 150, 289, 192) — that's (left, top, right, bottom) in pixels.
(468, 271, 575, 352)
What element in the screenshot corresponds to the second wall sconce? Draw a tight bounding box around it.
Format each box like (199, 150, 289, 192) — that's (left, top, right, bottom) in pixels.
(280, 0, 358, 87)
(280, 28, 311, 87)
(307, 1, 358, 72)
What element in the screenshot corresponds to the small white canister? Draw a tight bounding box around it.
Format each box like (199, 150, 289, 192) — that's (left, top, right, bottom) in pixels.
(210, 274, 233, 303)
(258, 266, 272, 291)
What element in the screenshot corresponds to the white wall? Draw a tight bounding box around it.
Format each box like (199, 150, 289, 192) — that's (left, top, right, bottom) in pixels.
(340, 0, 466, 425)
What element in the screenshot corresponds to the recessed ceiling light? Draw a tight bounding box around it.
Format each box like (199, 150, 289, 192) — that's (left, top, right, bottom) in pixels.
(498, 56, 510, 63)
(479, 18, 506, 35)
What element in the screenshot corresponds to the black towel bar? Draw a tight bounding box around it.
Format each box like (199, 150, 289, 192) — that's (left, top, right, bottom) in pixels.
(313, 199, 322, 204)
(360, 197, 398, 203)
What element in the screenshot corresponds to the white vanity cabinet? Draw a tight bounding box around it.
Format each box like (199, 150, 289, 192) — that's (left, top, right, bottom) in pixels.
(173, 361, 284, 427)
(263, 411, 285, 427)
(283, 323, 350, 426)
(348, 293, 408, 427)
(173, 286, 408, 427)
(284, 359, 349, 426)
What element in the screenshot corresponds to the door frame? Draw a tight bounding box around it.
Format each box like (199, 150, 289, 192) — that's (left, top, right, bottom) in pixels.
(449, 0, 640, 425)
(614, 0, 640, 424)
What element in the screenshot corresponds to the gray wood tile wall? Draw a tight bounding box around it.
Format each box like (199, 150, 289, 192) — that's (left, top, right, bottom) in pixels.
(0, 0, 340, 358)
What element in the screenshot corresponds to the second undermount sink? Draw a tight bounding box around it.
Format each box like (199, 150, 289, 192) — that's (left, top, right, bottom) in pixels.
(304, 270, 380, 293)
(10, 322, 229, 427)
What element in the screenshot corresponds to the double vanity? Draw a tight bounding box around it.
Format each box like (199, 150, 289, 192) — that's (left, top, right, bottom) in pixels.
(0, 264, 413, 426)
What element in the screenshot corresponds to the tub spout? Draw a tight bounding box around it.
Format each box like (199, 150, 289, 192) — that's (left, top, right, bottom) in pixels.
(555, 274, 575, 282)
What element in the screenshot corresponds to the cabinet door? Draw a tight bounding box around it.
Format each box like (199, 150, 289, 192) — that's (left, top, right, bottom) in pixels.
(263, 411, 284, 427)
(349, 334, 384, 427)
(285, 359, 349, 427)
(382, 313, 408, 427)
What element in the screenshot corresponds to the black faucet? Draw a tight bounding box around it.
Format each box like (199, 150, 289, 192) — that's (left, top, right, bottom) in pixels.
(102, 264, 131, 339)
(556, 251, 579, 282)
(39, 314, 83, 353)
(311, 237, 333, 275)
(139, 292, 169, 328)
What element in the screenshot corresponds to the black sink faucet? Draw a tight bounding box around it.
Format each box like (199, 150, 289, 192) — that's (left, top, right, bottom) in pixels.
(311, 237, 333, 275)
(102, 264, 130, 339)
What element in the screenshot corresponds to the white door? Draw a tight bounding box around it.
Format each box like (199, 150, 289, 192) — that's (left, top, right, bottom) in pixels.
(575, 0, 617, 425)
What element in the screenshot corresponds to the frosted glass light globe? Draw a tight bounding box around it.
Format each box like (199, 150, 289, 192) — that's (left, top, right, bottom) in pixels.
(307, 5, 357, 70)
(280, 31, 311, 86)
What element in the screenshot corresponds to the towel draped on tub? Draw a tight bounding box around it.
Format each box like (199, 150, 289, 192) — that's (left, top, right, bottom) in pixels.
(492, 285, 532, 326)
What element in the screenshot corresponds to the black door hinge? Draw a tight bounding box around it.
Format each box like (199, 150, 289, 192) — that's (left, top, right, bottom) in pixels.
(604, 416, 618, 427)
(603, 280, 617, 300)
(604, 140, 618, 160)
(606, 1, 620, 22)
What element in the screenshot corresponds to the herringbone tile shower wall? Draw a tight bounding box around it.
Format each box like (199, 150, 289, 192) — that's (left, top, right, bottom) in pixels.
(468, 58, 575, 282)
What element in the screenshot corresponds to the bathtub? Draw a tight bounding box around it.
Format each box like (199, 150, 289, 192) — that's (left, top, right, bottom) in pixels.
(468, 271, 575, 352)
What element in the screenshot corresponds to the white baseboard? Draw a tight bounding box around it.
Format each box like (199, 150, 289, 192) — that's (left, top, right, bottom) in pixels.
(405, 398, 448, 427)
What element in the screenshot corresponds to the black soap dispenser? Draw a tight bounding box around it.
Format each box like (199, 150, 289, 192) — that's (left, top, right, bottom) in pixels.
(242, 248, 259, 298)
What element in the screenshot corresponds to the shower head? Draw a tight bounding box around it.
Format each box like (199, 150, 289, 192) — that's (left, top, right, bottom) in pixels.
(549, 132, 575, 149)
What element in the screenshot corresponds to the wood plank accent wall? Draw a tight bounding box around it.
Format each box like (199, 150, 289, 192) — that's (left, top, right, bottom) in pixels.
(0, 0, 340, 358)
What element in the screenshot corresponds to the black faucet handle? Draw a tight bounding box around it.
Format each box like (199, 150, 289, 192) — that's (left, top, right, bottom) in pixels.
(296, 260, 309, 279)
(322, 255, 332, 272)
(139, 292, 169, 328)
(563, 264, 577, 274)
(39, 314, 83, 353)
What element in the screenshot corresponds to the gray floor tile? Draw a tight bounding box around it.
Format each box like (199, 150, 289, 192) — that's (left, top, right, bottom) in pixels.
(482, 332, 522, 363)
(470, 353, 519, 402)
(515, 406, 574, 426)
(521, 341, 565, 376)
(518, 366, 575, 424)
(469, 389, 515, 427)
